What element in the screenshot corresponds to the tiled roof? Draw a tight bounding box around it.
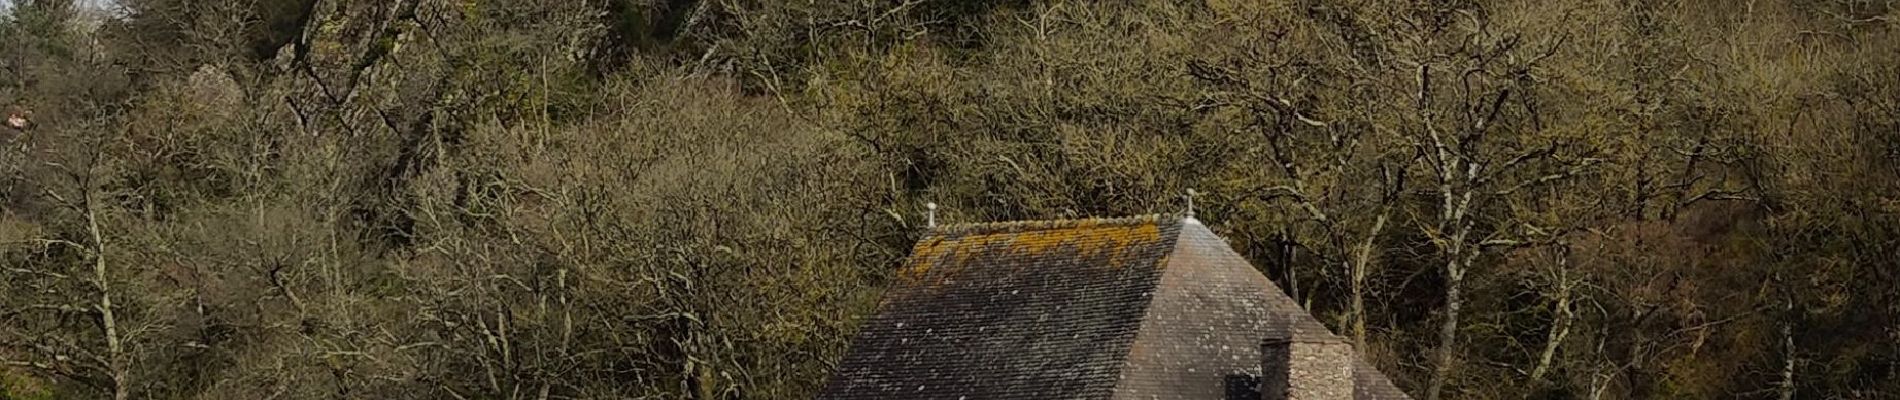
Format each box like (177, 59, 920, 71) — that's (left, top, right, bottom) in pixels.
(1354, 359, 1411, 400)
(818, 215, 1411, 400)
(820, 215, 1182, 400)
(1114, 219, 1410, 400)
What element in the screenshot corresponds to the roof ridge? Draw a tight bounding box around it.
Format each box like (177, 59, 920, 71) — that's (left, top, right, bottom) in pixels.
(928, 213, 1178, 235)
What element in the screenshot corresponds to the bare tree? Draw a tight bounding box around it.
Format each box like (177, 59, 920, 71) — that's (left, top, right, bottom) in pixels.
(2, 126, 133, 400)
(1392, 7, 1599, 399)
(1186, 26, 1409, 352)
(1528, 243, 1577, 384)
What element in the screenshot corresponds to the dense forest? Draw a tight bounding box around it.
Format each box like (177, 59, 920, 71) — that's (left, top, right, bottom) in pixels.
(0, 0, 1896, 398)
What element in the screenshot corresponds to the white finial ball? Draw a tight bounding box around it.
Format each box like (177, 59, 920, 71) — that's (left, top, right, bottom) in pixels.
(927, 202, 937, 210)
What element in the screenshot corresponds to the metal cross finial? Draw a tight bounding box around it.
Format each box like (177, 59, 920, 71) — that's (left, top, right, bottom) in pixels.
(926, 202, 938, 228)
(1185, 189, 1197, 219)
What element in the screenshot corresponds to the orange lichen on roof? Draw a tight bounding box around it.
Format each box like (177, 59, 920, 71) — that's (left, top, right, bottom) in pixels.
(994, 223, 1163, 270)
(900, 237, 946, 280)
(897, 215, 1171, 284)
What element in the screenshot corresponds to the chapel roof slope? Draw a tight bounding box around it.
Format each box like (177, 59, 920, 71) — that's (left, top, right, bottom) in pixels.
(1114, 219, 1410, 400)
(819, 215, 1182, 399)
(818, 215, 1411, 400)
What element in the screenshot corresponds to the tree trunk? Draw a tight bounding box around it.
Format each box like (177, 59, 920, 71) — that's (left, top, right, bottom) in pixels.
(1530, 251, 1573, 384)
(1426, 254, 1462, 400)
(1349, 210, 1388, 351)
(86, 192, 128, 400)
(1426, 211, 1473, 400)
(1425, 150, 1472, 400)
(1777, 291, 1796, 400)
(1285, 239, 1299, 305)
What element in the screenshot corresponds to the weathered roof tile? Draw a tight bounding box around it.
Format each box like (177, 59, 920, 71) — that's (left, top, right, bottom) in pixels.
(819, 216, 1411, 400)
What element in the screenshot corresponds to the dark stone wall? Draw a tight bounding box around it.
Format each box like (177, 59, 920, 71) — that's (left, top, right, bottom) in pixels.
(1261, 339, 1292, 400)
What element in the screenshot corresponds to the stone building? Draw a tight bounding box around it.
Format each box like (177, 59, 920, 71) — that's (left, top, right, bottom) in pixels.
(818, 215, 1411, 400)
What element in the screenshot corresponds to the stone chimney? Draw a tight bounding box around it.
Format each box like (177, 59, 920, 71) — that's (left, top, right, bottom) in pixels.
(1260, 333, 1355, 400)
